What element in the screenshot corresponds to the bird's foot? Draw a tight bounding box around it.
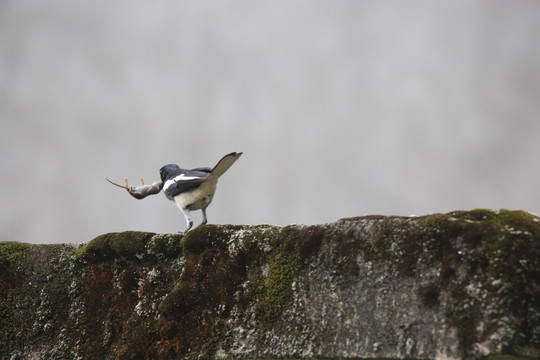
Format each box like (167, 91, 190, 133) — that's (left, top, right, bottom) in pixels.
(181, 220, 194, 234)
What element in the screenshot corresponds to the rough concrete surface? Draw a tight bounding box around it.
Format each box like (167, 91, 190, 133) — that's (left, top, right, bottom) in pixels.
(1, 209, 539, 359)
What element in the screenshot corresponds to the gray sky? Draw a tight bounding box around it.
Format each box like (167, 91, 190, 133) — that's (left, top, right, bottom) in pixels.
(1, 0, 540, 244)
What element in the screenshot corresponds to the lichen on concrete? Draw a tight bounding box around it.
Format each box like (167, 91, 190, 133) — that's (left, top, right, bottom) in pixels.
(0, 210, 539, 359)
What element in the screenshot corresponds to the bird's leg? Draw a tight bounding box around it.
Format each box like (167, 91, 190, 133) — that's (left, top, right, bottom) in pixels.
(181, 209, 193, 234)
(200, 208, 208, 226)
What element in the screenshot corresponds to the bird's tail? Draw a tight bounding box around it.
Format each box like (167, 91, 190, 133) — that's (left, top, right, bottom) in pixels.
(212, 152, 243, 178)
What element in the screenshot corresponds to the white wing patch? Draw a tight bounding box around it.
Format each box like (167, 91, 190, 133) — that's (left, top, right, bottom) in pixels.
(164, 174, 204, 191)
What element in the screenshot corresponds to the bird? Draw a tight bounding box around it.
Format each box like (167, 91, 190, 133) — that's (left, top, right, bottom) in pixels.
(106, 152, 243, 233)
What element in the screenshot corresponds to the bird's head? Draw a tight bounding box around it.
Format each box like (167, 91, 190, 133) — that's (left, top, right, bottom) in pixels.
(159, 164, 181, 181)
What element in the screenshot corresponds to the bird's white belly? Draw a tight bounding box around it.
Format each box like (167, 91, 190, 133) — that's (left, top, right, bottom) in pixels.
(173, 180, 217, 211)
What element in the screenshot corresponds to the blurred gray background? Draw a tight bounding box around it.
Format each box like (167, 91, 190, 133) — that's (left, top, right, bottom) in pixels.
(1, 1, 539, 244)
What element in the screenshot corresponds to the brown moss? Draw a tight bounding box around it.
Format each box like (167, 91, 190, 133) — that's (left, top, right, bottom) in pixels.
(116, 316, 161, 360)
(155, 225, 261, 357)
(0, 290, 15, 358)
(283, 225, 326, 261)
(417, 282, 441, 308)
(447, 303, 482, 354)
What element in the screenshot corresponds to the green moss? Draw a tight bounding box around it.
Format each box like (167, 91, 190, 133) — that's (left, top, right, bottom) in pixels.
(253, 251, 294, 326)
(362, 217, 429, 277)
(116, 316, 161, 360)
(109, 231, 155, 259)
(181, 227, 209, 255)
(0, 241, 31, 267)
(200, 318, 230, 359)
(497, 209, 538, 226)
(181, 225, 233, 255)
(363, 218, 395, 260)
(75, 231, 156, 262)
(447, 302, 482, 354)
(227, 225, 311, 327)
(430, 210, 540, 355)
(146, 233, 183, 260)
(420, 212, 453, 231)
(159, 281, 198, 315)
(361, 210, 536, 279)
(466, 208, 498, 220)
(485, 211, 540, 350)
(45, 272, 72, 320)
(495, 210, 540, 245)
(0, 242, 31, 358)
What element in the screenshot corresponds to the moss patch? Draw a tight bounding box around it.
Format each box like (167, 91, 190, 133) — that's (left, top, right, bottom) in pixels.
(353, 209, 540, 355)
(252, 251, 294, 326)
(74, 231, 156, 262)
(0, 242, 32, 358)
(0, 241, 31, 268)
(249, 225, 328, 326)
(155, 225, 258, 357)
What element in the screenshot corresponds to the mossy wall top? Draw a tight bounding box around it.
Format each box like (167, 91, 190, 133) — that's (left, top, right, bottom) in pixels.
(1, 210, 539, 360)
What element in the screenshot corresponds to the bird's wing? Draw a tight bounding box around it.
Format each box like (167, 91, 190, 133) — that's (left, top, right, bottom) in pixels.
(190, 167, 212, 173)
(163, 170, 212, 200)
(106, 178, 164, 200)
(211, 152, 243, 178)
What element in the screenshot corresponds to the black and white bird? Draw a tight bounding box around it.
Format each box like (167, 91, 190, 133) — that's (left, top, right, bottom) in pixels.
(106, 152, 242, 233)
